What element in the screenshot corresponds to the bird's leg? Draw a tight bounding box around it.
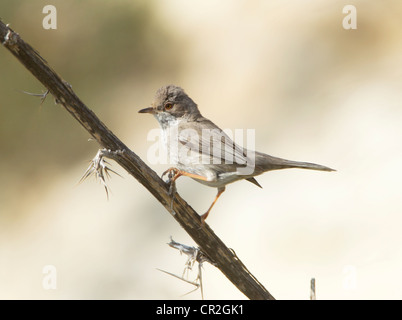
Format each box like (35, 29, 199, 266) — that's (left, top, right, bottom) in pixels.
(162, 168, 209, 193)
(162, 168, 209, 213)
(201, 186, 226, 224)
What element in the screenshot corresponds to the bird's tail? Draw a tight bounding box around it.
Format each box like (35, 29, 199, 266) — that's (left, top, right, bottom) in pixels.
(254, 152, 335, 172)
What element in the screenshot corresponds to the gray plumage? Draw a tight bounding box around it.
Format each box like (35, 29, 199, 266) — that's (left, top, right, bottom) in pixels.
(139, 85, 335, 221)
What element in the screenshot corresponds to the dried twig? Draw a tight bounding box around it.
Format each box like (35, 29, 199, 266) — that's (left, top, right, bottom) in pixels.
(310, 278, 316, 300)
(158, 237, 214, 299)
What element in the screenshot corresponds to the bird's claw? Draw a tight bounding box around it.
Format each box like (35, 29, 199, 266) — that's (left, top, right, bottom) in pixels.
(161, 168, 181, 213)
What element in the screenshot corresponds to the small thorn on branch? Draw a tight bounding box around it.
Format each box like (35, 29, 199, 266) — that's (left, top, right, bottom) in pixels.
(158, 237, 213, 299)
(2, 27, 17, 46)
(22, 89, 50, 106)
(79, 148, 123, 199)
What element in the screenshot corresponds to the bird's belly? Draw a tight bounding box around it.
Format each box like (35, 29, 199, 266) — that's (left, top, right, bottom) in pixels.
(193, 175, 238, 188)
(177, 163, 244, 188)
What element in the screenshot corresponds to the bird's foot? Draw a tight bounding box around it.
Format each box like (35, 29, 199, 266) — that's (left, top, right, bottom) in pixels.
(161, 167, 182, 213)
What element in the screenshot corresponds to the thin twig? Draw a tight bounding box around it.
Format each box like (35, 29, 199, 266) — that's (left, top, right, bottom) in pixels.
(310, 278, 316, 300)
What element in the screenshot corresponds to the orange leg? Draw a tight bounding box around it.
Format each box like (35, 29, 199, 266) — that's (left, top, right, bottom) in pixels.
(201, 187, 226, 224)
(162, 168, 225, 224)
(162, 167, 210, 213)
(162, 167, 208, 185)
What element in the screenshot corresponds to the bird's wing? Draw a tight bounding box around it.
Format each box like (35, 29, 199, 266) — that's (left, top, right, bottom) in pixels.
(177, 118, 251, 167)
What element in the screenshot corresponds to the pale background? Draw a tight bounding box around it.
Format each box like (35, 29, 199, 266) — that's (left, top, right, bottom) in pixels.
(1, 0, 401, 299)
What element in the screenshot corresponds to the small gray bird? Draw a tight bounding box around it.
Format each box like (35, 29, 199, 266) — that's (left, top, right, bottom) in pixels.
(139, 85, 334, 222)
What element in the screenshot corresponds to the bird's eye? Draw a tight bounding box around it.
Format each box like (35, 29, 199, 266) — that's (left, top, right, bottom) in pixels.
(164, 103, 173, 110)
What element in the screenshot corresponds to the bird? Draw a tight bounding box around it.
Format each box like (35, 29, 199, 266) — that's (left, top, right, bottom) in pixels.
(139, 85, 334, 223)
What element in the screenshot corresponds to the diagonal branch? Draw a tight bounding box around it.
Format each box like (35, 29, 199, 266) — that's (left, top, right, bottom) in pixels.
(0, 20, 275, 300)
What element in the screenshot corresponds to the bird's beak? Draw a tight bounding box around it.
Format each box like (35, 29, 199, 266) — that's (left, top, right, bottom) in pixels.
(138, 107, 155, 114)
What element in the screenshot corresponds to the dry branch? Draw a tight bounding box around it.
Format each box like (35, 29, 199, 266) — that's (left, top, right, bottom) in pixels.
(0, 20, 275, 300)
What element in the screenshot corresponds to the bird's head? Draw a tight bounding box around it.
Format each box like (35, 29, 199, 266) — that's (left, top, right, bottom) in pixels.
(139, 85, 201, 126)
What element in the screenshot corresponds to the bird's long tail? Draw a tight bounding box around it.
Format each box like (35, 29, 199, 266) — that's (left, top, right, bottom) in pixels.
(254, 151, 335, 172)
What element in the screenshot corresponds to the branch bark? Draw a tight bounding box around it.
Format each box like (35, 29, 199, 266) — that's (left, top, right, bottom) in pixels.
(0, 20, 275, 300)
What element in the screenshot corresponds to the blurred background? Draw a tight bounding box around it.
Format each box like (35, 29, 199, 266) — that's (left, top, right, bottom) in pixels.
(1, 0, 402, 299)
